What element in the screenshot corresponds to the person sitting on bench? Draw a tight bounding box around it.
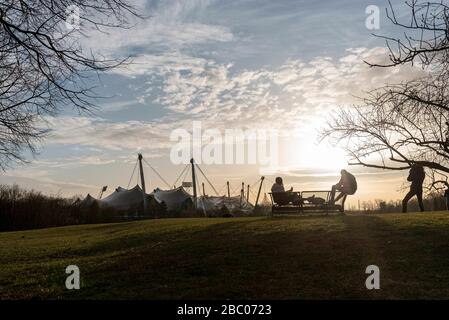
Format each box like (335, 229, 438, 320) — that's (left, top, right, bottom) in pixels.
(330, 169, 357, 204)
(271, 177, 300, 205)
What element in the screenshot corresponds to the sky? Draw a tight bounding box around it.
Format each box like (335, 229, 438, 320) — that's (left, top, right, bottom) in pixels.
(0, 0, 425, 206)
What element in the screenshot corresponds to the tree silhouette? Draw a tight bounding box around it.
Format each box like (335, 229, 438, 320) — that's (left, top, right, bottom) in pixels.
(0, 0, 142, 169)
(322, 0, 449, 186)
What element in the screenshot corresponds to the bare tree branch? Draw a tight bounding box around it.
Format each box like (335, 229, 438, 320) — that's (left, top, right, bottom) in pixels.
(321, 1, 449, 188)
(0, 0, 143, 170)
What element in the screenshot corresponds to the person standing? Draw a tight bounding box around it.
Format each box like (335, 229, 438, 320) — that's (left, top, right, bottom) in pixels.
(444, 187, 449, 210)
(402, 164, 425, 213)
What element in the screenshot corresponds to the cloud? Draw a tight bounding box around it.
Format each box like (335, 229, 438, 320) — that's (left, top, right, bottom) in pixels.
(32, 156, 116, 168)
(42, 47, 426, 160)
(130, 47, 425, 129)
(1, 172, 99, 196)
(81, 0, 232, 60)
(114, 52, 210, 77)
(44, 116, 175, 151)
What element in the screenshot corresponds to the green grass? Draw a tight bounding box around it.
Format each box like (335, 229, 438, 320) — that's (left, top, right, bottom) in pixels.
(2, 212, 449, 299)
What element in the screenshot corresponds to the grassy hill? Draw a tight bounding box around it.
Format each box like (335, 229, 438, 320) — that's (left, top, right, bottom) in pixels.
(1, 212, 449, 299)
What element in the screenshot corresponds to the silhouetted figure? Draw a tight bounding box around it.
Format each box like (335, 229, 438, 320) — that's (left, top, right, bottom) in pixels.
(271, 177, 300, 204)
(402, 164, 425, 213)
(444, 188, 449, 210)
(330, 169, 357, 204)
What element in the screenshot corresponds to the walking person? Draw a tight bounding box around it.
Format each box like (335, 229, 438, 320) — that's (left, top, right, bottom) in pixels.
(402, 164, 425, 213)
(444, 187, 449, 210)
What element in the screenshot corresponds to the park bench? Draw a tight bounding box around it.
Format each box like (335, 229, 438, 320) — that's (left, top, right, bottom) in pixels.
(269, 190, 347, 215)
(269, 191, 302, 214)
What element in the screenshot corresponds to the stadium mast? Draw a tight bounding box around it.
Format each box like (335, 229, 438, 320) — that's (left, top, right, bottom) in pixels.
(138, 153, 148, 215)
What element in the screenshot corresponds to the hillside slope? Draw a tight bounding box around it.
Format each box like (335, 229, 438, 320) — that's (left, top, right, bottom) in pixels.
(1, 212, 449, 299)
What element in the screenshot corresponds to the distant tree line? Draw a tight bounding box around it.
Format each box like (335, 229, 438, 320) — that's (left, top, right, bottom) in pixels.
(0, 185, 208, 232)
(0, 184, 121, 231)
(348, 193, 447, 213)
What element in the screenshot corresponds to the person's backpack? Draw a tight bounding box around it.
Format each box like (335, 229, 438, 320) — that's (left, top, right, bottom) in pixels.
(346, 172, 357, 195)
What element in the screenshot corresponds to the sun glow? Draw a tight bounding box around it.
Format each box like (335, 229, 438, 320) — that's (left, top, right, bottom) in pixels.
(276, 119, 348, 173)
(278, 133, 348, 174)
(293, 142, 347, 171)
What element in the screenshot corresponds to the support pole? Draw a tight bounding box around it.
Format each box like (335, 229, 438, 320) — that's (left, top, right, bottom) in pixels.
(255, 176, 265, 208)
(227, 181, 230, 198)
(98, 186, 107, 200)
(190, 158, 197, 209)
(138, 153, 148, 215)
(202, 182, 206, 196)
(242, 182, 245, 199)
(246, 185, 250, 203)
